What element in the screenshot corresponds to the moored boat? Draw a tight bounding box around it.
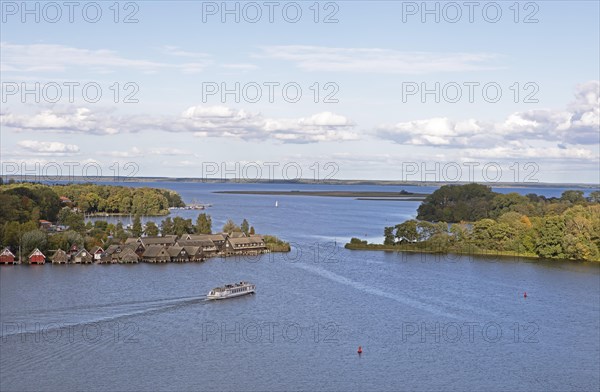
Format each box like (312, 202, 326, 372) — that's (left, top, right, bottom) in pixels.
(207, 281, 255, 300)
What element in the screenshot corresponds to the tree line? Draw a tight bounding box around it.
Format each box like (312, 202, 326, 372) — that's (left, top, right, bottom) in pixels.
(0, 182, 185, 225)
(416, 183, 600, 222)
(350, 184, 600, 262)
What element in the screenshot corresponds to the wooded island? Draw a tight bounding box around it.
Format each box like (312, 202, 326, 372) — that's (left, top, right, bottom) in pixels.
(346, 184, 600, 262)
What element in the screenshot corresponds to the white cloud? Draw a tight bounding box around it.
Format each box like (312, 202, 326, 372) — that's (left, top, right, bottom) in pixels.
(161, 46, 211, 60)
(99, 147, 192, 158)
(460, 144, 598, 161)
(17, 140, 80, 154)
(148, 148, 193, 155)
(2, 106, 359, 144)
(377, 117, 489, 147)
(184, 107, 358, 143)
(182, 105, 240, 118)
(1, 107, 122, 135)
(222, 63, 259, 71)
(1, 42, 212, 74)
(377, 81, 600, 149)
(299, 112, 353, 127)
(102, 147, 144, 158)
(259, 45, 501, 74)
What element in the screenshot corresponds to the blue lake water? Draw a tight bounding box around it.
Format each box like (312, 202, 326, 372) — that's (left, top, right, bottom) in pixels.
(1, 182, 599, 391)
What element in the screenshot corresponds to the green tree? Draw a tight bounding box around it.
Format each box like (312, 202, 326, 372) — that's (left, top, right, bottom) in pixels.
(3, 221, 21, 250)
(173, 217, 194, 236)
(428, 232, 451, 253)
(490, 193, 531, 218)
(58, 207, 85, 233)
(240, 219, 249, 235)
(0, 193, 22, 223)
(560, 190, 585, 204)
(450, 223, 470, 243)
(417, 183, 495, 222)
(417, 221, 448, 241)
(21, 230, 47, 256)
(48, 230, 85, 251)
(535, 215, 566, 259)
(249, 226, 255, 235)
(471, 219, 497, 249)
(94, 220, 108, 231)
(132, 215, 143, 237)
(384, 226, 395, 245)
(350, 238, 367, 245)
(561, 205, 600, 260)
(395, 220, 418, 242)
(145, 221, 159, 236)
(161, 218, 174, 235)
(115, 222, 127, 241)
(196, 213, 212, 234)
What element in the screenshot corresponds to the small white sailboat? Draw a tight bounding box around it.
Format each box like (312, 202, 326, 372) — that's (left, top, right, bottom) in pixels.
(275, 200, 279, 208)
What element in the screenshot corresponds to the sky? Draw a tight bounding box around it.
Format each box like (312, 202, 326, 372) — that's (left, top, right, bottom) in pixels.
(1, 0, 599, 184)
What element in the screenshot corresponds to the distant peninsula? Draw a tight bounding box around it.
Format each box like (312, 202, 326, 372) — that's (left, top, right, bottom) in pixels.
(2, 175, 598, 189)
(213, 190, 428, 201)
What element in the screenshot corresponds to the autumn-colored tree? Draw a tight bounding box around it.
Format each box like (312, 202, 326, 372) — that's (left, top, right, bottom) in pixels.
(222, 219, 240, 233)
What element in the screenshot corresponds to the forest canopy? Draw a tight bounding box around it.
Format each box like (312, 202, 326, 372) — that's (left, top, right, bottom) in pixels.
(0, 182, 185, 225)
(350, 184, 600, 262)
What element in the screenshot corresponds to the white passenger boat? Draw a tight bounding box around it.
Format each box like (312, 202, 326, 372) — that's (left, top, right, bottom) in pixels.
(207, 281, 255, 300)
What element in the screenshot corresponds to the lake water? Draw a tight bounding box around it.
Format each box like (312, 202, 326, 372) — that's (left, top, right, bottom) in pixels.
(1, 182, 599, 391)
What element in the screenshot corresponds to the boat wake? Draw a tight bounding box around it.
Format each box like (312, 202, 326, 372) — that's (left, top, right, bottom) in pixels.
(291, 263, 500, 321)
(1, 295, 208, 338)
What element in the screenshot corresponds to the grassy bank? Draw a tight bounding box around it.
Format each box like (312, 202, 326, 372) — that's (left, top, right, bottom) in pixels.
(264, 235, 291, 252)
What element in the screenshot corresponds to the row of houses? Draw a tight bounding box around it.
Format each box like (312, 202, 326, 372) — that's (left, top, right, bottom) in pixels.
(0, 245, 104, 265)
(0, 232, 269, 265)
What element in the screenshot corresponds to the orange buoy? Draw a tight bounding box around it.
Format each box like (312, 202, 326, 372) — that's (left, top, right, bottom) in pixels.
(357, 346, 362, 354)
(524, 292, 527, 298)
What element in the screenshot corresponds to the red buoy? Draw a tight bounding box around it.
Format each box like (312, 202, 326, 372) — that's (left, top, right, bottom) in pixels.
(524, 292, 527, 298)
(357, 346, 362, 354)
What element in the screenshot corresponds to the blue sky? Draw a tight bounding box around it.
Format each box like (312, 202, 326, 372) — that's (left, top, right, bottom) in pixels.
(1, 1, 599, 183)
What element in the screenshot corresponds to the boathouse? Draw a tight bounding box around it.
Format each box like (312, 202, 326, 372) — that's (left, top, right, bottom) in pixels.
(51, 249, 68, 264)
(142, 245, 171, 263)
(28, 248, 46, 264)
(0, 248, 16, 264)
(72, 249, 93, 264)
(225, 235, 267, 256)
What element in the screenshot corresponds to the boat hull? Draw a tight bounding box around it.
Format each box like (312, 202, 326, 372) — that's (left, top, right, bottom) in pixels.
(207, 289, 255, 300)
(207, 283, 256, 300)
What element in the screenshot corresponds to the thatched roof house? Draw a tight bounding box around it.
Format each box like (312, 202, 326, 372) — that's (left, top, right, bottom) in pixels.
(51, 249, 68, 264)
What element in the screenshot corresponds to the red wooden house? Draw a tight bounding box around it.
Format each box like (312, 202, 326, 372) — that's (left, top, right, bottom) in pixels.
(28, 248, 46, 265)
(0, 248, 16, 264)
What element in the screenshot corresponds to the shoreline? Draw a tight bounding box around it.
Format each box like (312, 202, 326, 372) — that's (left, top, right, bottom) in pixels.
(86, 212, 170, 217)
(0, 245, 290, 266)
(5, 176, 597, 188)
(344, 243, 600, 263)
(213, 190, 429, 199)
